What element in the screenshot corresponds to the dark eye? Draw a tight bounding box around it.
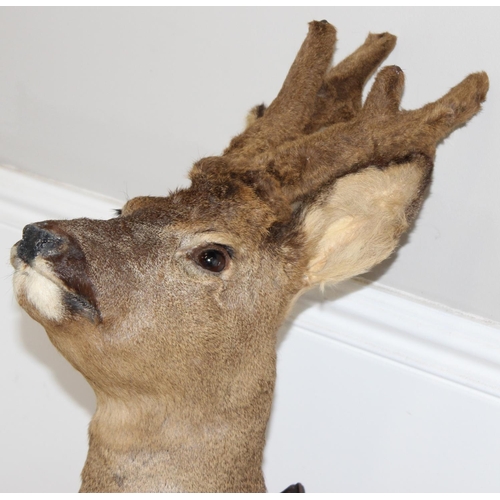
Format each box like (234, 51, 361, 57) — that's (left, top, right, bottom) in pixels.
(192, 246, 230, 273)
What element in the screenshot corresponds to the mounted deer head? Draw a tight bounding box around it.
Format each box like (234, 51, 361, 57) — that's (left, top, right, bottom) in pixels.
(10, 21, 488, 492)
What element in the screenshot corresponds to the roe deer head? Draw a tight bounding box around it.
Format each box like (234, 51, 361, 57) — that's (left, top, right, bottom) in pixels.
(10, 21, 488, 492)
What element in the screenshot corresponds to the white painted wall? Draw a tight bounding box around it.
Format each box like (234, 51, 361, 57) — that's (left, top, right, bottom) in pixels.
(0, 7, 498, 323)
(266, 323, 500, 493)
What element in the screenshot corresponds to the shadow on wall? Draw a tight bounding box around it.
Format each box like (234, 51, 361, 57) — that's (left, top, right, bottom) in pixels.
(18, 309, 96, 416)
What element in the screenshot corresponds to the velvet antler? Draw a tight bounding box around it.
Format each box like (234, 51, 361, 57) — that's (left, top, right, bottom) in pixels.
(189, 20, 487, 287)
(253, 67, 488, 206)
(191, 21, 487, 221)
(190, 22, 399, 215)
(223, 21, 337, 161)
(223, 23, 396, 160)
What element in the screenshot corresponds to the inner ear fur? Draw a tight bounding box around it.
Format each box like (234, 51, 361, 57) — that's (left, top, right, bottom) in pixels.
(302, 157, 431, 288)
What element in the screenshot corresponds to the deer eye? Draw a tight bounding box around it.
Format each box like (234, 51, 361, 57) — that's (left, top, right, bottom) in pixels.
(192, 245, 231, 273)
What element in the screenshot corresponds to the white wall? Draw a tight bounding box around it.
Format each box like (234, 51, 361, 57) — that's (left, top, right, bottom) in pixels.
(0, 7, 498, 323)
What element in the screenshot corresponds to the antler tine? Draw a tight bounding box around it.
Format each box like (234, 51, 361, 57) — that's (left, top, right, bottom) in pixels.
(415, 72, 490, 143)
(362, 65, 405, 117)
(363, 68, 489, 159)
(250, 66, 488, 204)
(304, 32, 397, 134)
(222, 20, 336, 162)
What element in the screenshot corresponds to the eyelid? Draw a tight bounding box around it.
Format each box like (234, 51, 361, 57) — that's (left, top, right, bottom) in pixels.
(216, 244, 235, 258)
(189, 241, 235, 258)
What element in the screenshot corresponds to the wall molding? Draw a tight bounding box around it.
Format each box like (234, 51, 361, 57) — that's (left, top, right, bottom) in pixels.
(289, 281, 500, 399)
(3, 165, 500, 400)
(0, 164, 119, 232)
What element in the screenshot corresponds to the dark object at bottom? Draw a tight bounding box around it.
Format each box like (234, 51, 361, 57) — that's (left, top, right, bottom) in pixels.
(281, 482, 305, 493)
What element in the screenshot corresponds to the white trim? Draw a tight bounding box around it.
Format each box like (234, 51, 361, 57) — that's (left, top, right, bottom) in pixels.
(291, 282, 500, 399)
(0, 164, 119, 232)
(3, 165, 500, 400)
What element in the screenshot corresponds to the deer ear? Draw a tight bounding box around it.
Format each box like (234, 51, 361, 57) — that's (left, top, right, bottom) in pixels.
(301, 158, 431, 288)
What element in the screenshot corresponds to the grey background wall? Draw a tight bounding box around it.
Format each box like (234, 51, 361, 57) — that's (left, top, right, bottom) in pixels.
(1, 7, 499, 323)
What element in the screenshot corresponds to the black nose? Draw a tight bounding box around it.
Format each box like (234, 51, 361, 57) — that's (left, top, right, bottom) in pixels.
(17, 224, 64, 263)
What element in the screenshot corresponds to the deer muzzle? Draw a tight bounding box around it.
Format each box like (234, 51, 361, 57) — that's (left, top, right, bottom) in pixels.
(11, 221, 100, 323)
(16, 224, 65, 262)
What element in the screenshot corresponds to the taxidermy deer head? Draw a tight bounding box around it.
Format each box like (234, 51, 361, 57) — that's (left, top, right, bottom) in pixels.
(11, 21, 488, 492)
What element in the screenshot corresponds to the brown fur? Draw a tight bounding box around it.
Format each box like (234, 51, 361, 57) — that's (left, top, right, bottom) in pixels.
(10, 21, 488, 492)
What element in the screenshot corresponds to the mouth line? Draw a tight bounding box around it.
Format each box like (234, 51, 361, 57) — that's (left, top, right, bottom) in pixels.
(12, 243, 101, 322)
(63, 290, 101, 323)
(12, 246, 67, 291)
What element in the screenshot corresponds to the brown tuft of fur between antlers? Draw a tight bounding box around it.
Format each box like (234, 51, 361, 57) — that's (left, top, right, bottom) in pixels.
(11, 21, 488, 492)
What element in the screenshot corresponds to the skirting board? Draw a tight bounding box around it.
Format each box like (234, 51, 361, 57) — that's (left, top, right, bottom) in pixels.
(3, 164, 500, 399)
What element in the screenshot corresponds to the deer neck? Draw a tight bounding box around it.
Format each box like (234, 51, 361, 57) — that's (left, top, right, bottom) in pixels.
(80, 362, 276, 492)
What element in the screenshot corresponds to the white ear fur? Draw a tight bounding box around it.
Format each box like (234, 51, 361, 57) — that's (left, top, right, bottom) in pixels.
(302, 162, 426, 287)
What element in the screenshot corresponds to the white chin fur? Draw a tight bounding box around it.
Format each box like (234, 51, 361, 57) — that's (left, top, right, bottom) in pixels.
(13, 265, 65, 322)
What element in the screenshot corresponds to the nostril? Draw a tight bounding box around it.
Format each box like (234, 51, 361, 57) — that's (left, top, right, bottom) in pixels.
(17, 224, 64, 263)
